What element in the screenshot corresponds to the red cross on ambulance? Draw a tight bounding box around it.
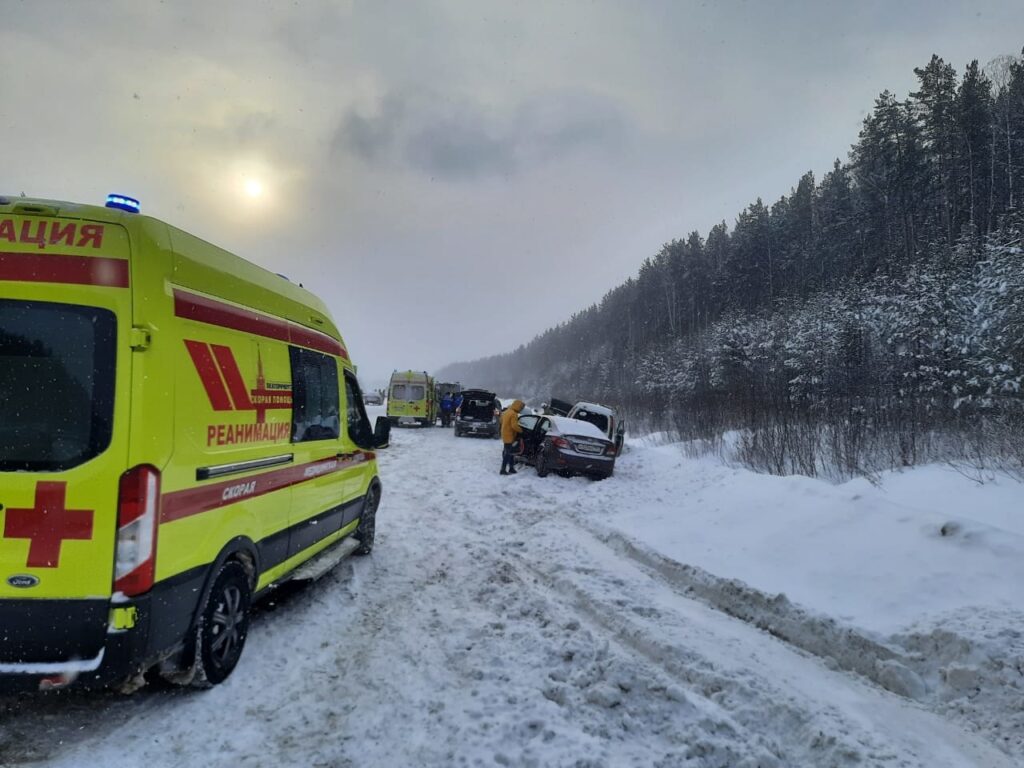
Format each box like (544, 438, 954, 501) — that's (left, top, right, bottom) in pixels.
(3, 482, 95, 568)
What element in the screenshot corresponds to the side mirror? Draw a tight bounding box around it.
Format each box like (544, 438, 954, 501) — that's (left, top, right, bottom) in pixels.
(373, 416, 391, 449)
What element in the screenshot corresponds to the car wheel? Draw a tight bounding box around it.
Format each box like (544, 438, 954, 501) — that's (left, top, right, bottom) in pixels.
(354, 485, 379, 555)
(192, 560, 252, 688)
(536, 450, 549, 478)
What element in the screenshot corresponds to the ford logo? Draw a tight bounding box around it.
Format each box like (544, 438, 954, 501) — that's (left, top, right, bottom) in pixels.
(7, 574, 39, 588)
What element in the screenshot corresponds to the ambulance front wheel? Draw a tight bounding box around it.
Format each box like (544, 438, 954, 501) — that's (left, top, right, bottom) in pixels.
(193, 560, 252, 687)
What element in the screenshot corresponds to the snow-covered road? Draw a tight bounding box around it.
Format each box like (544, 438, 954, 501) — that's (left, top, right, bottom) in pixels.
(0, 425, 1016, 767)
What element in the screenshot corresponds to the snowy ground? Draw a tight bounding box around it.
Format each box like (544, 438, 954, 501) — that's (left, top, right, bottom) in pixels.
(1, 416, 1021, 767)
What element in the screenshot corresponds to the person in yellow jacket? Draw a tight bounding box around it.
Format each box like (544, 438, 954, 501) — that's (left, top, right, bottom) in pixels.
(499, 400, 525, 475)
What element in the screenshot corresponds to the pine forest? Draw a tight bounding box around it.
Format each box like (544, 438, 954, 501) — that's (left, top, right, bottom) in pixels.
(438, 50, 1024, 480)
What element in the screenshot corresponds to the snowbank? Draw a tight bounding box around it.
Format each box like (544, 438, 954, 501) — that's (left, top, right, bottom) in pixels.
(599, 446, 1024, 635)
(582, 442, 1024, 753)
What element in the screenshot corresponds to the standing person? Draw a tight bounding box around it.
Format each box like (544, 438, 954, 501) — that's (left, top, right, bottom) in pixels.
(452, 391, 464, 423)
(440, 392, 453, 427)
(500, 399, 524, 475)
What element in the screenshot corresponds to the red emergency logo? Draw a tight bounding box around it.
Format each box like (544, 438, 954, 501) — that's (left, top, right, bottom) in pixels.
(185, 340, 293, 446)
(2, 482, 94, 568)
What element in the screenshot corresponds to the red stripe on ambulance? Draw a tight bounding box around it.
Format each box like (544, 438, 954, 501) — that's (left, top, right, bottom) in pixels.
(211, 343, 255, 409)
(183, 340, 234, 411)
(159, 454, 374, 524)
(173, 289, 348, 358)
(0, 251, 128, 287)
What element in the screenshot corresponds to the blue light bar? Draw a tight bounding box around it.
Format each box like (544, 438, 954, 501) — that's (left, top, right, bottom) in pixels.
(105, 194, 140, 213)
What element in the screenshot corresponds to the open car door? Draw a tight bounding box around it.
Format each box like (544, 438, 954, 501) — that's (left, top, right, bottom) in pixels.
(516, 415, 542, 459)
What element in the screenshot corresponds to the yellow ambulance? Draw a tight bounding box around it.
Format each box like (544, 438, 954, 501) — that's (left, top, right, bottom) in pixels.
(0, 194, 390, 691)
(386, 370, 436, 427)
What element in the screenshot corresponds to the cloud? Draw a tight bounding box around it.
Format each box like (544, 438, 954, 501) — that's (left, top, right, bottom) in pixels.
(233, 111, 279, 145)
(335, 88, 627, 180)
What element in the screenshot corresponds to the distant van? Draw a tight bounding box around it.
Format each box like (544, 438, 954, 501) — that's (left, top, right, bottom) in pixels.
(0, 195, 390, 692)
(387, 370, 436, 427)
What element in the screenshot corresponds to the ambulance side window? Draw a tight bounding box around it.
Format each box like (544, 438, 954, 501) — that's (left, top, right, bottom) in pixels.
(289, 347, 340, 442)
(343, 372, 375, 449)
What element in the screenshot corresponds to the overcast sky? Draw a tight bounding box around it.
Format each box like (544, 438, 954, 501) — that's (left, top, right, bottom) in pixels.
(3, 1, 1023, 387)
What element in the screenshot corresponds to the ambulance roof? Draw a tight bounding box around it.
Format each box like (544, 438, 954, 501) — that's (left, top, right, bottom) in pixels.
(390, 370, 432, 382)
(1, 196, 345, 353)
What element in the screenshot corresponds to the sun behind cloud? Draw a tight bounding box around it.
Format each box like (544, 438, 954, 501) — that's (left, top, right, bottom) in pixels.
(244, 178, 264, 199)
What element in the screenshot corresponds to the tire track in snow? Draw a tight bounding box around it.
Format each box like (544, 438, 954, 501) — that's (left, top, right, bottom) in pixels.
(515, 447, 1023, 760)
(501, 520, 1015, 768)
(430, 429, 1015, 767)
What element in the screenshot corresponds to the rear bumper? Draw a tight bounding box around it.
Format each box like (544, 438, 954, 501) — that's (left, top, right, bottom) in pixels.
(0, 598, 109, 664)
(553, 450, 615, 476)
(0, 566, 207, 692)
(456, 420, 497, 435)
(0, 596, 152, 692)
(392, 415, 428, 426)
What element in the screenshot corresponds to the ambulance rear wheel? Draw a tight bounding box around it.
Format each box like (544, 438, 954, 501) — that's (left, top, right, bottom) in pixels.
(354, 486, 379, 555)
(193, 561, 252, 687)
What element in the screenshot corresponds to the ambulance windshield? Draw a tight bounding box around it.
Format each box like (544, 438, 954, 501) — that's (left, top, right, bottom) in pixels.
(0, 300, 116, 471)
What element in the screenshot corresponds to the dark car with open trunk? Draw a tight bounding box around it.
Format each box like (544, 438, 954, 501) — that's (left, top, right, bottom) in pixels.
(454, 389, 501, 438)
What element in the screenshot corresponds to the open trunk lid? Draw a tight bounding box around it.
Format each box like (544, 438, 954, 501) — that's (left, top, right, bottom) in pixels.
(459, 390, 497, 421)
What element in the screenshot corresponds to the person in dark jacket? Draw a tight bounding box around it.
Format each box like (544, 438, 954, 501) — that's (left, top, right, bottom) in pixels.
(440, 392, 453, 427)
(499, 400, 524, 475)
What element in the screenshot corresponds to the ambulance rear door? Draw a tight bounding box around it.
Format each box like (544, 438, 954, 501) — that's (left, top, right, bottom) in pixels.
(0, 210, 132, 665)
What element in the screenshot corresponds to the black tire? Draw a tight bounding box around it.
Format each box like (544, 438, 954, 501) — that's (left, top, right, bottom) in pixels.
(354, 486, 379, 555)
(454, 427, 462, 437)
(536, 449, 549, 478)
(192, 561, 252, 688)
